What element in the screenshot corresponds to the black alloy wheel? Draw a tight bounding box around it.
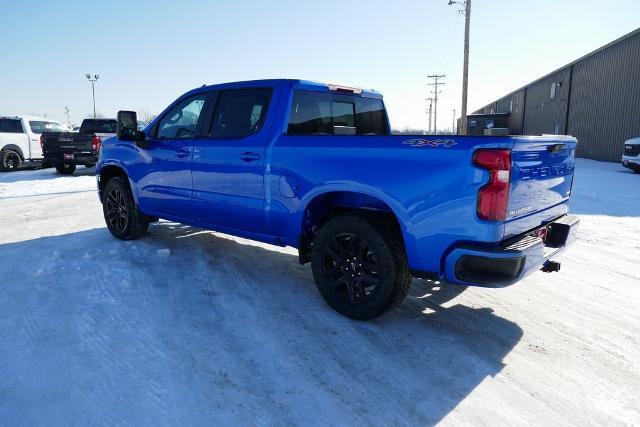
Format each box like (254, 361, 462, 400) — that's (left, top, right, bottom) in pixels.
(105, 187, 129, 233)
(1, 151, 21, 170)
(311, 214, 411, 320)
(321, 233, 381, 304)
(102, 176, 149, 240)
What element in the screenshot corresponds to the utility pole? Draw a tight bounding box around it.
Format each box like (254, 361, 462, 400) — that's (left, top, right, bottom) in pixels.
(427, 74, 445, 134)
(426, 97, 434, 134)
(449, 0, 471, 134)
(85, 74, 99, 118)
(64, 106, 71, 126)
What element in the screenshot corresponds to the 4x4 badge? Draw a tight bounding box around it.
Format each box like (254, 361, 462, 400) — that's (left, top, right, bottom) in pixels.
(402, 138, 457, 148)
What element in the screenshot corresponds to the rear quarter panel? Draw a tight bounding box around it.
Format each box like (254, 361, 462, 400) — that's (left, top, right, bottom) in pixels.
(268, 135, 515, 274)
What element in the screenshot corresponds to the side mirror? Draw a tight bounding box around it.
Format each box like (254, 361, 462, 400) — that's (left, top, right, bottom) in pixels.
(117, 110, 138, 140)
(117, 110, 148, 147)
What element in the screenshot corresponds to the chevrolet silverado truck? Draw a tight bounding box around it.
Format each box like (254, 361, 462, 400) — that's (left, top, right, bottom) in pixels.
(96, 79, 579, 320)
(42, 118, 116, 174)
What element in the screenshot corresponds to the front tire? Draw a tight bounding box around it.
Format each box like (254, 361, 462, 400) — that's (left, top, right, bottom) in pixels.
(55, 163, 76, 175)
(0, 150, 22, 171)
(311, 214, 411, 320)
(102, 177, 149, 240)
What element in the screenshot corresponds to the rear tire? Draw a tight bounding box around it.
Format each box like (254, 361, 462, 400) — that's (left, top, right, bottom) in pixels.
(56, 163, 76, 175)
(311, 214, 411, 320)
(0, 150, 22, 171)
(102, 177, 149, 240)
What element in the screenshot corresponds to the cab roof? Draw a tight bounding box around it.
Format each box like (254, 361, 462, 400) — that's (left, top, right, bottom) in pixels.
(186, 79, 383, 100)
(0, 114, 61, 122)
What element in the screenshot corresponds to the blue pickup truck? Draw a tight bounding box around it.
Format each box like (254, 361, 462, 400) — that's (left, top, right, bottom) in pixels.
(96, 79, 579, 320)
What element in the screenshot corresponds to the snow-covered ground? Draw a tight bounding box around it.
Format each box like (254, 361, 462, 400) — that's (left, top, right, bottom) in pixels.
(0, 159, 638, 426)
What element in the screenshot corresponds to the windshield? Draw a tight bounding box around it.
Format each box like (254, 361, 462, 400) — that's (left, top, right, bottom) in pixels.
(80, 119, 117, 134)
(29, 121, 68, 134)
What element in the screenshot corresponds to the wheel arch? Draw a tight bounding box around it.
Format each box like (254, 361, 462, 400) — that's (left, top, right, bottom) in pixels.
(1, 144, 25, 160)
(296, 186, 408, 264)
(98, 164, 130, 200)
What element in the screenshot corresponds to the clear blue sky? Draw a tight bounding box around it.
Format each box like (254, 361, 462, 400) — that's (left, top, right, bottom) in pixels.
(1, 0, 638, 130)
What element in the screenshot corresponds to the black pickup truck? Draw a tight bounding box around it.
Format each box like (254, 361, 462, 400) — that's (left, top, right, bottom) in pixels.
(41, 118, 116, 175)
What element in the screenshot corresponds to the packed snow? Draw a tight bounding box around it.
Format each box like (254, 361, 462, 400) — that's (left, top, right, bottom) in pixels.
(0, 159, 638, 425)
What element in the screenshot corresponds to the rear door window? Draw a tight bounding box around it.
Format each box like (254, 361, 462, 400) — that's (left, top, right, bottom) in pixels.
(0, 119, 24, 133)
(287, 91, 333, 134)
(287, 90, 388, 135)
(208, 89, 272, 138)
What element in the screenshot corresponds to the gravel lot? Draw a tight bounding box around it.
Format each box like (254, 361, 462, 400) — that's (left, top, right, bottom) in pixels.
(0, 159, 638, 426)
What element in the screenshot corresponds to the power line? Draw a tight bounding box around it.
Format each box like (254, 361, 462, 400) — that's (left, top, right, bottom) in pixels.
(427, 74, 446, 134)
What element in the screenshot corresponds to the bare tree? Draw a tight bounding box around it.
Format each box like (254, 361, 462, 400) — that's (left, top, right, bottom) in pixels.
(137, 108, 156, 123)
(392, 127, 427, 135)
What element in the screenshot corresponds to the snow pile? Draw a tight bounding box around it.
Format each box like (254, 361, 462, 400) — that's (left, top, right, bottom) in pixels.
(0, 160, 638, 425)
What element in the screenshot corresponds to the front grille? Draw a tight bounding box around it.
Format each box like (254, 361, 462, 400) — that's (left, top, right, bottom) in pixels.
(625, 144, 640, 157)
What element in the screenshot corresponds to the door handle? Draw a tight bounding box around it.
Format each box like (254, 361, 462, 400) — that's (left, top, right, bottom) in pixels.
(176, 149, 190, 158)
(240, 152, 260, 162)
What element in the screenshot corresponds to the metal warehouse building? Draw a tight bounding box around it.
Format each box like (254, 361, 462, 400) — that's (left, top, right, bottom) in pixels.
(469, 27, 640, 162)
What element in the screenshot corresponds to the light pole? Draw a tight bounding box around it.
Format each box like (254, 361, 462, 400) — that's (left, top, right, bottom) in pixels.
(85, 74, 99, 118)
(64, 106, 71, 126)
(448, 0, 471, 135)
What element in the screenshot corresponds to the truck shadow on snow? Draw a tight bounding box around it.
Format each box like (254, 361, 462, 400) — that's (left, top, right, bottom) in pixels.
(0, 222, 523, 426)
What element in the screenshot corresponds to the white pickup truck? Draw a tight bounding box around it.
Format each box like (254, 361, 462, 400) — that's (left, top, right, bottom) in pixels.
(0, 115, 67, 171)
(622, 137, 640, 174)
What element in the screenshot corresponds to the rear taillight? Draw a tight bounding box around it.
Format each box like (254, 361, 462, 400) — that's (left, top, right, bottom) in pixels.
(40, 134, 45, 149)
(473, 149, 511, 221)
(92, 136, 102, 152)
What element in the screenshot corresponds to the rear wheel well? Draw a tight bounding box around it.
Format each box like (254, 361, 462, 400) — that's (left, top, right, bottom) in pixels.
(1, 145, 24, 160)
(298, 192, 404, 264)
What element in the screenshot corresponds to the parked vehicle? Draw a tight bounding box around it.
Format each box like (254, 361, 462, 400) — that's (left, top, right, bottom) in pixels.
(622, 137, 640, 173)
(0, 115, 67, 171)
(96, 79, 579, 320)
(42, 118, 116, 175)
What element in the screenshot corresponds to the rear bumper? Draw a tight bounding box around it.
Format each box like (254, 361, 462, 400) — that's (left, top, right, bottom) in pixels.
(43, 153, 98, 166)
(443, 214, 579, 287)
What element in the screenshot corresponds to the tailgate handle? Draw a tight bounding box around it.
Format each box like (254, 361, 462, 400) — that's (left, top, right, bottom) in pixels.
(547, 144, 566, 154)
(240, 152, 260, 162)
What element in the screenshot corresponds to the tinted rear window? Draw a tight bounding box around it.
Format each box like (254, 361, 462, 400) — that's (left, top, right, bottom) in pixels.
(287, 91, 388, 135)
(80, 120, 117, 134)
(0, 119, 23, 133)
(29, 121, 67, 134)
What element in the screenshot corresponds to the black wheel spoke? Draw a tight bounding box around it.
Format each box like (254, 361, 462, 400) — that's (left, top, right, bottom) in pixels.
(326, 240, 348, 264)
(353, 281, 365, 300)
(361, 273, 379, 286)
(345, 279, 355, 300)
(328, 274, 348, 288)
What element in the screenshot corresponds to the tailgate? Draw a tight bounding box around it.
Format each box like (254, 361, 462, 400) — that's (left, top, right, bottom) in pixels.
(43, 133, 94, 153)
(505, 136, 577, 235)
